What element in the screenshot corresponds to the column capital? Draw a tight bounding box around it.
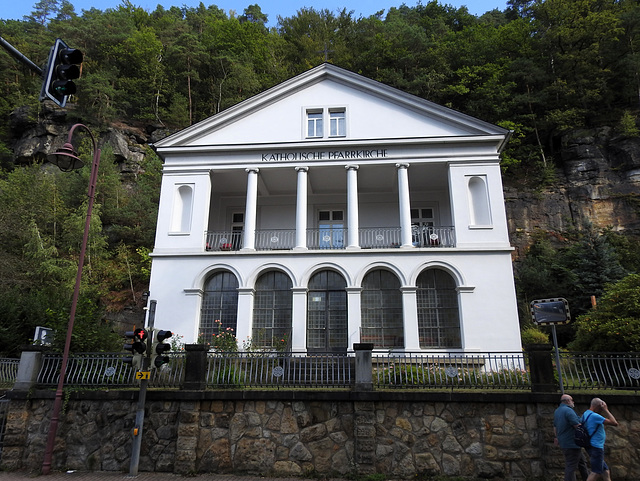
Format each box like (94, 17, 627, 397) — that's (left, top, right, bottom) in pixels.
(395, 162, 410, 169)
(295, 166, 309, 173)
(345, 164, 359, 171)
(245, 167, 259, 174)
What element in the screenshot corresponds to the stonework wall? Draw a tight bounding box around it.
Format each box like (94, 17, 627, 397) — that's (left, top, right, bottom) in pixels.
(3, 391, 640, 480)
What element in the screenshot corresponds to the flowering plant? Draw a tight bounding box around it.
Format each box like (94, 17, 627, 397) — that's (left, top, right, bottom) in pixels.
(212, 319, 238, 352)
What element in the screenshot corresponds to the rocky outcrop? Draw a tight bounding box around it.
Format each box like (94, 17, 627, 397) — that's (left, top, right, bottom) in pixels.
(505, 128, 640, 255)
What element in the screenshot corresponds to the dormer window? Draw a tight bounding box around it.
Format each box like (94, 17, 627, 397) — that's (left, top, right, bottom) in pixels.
(306, 107, 347, 138)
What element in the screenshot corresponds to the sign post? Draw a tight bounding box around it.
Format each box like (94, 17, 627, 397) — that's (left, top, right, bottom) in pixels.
(530, 298, 571, 394)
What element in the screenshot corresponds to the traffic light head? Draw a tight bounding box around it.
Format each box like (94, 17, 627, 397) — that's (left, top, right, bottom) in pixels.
(123, 328, 148, 369)
(40, 38, 83, 108)
(151, 329, 173, 369)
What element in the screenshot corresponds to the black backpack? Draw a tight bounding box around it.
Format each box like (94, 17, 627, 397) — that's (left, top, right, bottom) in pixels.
(574, 411, 595, 448)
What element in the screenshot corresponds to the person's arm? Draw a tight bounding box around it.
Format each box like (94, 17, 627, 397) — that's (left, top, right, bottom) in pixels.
(600, 401, 619, 427)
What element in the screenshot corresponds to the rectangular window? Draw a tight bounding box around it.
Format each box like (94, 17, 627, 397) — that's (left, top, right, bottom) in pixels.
(307, 110, 323, 138)
(329, 109, 346, 137)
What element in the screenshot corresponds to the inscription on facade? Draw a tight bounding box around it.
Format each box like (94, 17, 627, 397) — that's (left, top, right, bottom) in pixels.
(261, 149, 388, 162)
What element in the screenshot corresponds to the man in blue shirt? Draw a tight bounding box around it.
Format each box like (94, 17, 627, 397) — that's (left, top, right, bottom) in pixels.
(554, 394, 589, 481)
(582, 397, 618, 481)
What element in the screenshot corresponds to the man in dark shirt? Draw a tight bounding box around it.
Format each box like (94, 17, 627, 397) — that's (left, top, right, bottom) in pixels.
(554, 394, 589, 481)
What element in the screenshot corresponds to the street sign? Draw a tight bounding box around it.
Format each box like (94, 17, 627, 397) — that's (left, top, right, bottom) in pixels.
(135, 371, 150, 380)
(530, 298, 571, 325)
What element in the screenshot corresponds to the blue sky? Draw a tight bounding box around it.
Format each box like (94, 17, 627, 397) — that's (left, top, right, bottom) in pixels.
(2, 0, 507, 26)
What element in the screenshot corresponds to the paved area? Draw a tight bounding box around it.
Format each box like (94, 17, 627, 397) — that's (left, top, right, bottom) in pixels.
(0, 473, 322, 481)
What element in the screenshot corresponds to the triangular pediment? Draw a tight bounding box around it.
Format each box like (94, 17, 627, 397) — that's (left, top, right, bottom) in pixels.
(154, 63, 508, 150)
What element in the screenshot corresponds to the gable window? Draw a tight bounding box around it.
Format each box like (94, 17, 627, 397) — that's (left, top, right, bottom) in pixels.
(306, 107, 347, 138)
(329, 109, 346, 137)
(307, 110, 323, 138)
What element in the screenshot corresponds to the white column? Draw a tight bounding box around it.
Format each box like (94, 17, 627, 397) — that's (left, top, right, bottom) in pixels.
(294, 167, 308, 251)
(401, 286, 420, 350)
(242, 168, 259, 251)
(291, 287, 308, 352)
(346, 286, 362, 349)
(346, 165, 360, 249)
(396, 163, 413, 248)
(236, 287, 255, 349)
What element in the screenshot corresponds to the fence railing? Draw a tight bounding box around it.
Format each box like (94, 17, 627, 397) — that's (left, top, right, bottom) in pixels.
(558, 352, 640, 391)
(0, 359, 19, 388)
(36, 352, 185, 388)
(373, 352, 530, 389)
(207, 351, 353, 388)
(16, 349, 640, 392)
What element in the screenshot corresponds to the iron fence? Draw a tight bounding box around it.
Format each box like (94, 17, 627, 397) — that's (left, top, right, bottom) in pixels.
(21, 350, 640, 392)
(558, 352, 640, 391)
(373, 352, 530, 389)
(36, 352, 185, 388)
(0, 359, 19, 388)
(206, 351, 353, 388)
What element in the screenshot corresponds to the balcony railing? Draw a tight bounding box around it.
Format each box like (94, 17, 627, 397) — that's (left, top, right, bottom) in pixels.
(205, 226, 455, 251)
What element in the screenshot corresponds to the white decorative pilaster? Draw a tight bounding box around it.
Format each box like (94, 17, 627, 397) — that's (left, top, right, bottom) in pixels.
(401, 286, 420, 350)
(346, 286, 363, 348)
(291, 287, 308, 352)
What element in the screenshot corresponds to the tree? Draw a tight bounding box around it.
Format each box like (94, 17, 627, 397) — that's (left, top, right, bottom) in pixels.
(569, 274, 640, 351)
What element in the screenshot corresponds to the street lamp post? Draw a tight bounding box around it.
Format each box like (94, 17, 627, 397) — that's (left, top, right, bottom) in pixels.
(41, 123, 101, 475)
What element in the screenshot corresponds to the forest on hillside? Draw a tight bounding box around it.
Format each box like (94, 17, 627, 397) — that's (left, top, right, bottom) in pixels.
(0, 0, 639, 355)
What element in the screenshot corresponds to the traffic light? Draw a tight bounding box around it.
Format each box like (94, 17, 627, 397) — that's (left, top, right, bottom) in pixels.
(150, 329, 172, 369)
(39, 38, 83, 108)
(123, 328, 148, 370)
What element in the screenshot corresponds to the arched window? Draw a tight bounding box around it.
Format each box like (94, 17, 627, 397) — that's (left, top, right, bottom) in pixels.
(417, 269, 461, 348)
(361, 269, 403, 348)
(200, 271, 239, 344)
(253, 271, 293, 349)
(170, 184, 194, 233)
(307, 270, 347, 352)
(468, 176, 491, 226)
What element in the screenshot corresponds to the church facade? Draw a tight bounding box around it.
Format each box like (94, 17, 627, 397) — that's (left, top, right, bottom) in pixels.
(149, 63, 521, 353)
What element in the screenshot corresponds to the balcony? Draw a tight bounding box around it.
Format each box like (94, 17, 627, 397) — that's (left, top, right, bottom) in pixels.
(205, 226, 455, 251)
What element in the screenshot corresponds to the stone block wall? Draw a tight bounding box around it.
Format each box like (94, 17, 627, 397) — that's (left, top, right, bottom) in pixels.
(2, 390, 640, 480)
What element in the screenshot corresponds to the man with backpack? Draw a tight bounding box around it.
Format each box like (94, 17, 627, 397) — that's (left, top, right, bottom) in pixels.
(554, 394, 589, 481)
(582, 398, 619, 481)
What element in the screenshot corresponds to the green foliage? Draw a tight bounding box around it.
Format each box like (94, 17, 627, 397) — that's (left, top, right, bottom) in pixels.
(46, 296, 122, 352)
(570, 274, 640, 352)
(521, 327, 550, 345)
(617, 111, 639, 137)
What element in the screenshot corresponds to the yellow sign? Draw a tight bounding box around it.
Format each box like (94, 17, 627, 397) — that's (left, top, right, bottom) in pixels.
(135, 371, 150, 380)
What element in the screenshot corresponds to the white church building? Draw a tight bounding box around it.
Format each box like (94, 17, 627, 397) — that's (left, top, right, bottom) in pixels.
(149, 63, 522, 354)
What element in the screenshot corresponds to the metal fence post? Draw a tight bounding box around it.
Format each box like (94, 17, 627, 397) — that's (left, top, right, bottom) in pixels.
(183, 344, 208, 390)
(353, 343, 374, 391)
(525, 343, 557, 392)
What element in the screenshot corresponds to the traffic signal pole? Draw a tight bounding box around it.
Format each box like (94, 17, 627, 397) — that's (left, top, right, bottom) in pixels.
(0, 36, 43, 75)
(129, 299, 156, 476)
